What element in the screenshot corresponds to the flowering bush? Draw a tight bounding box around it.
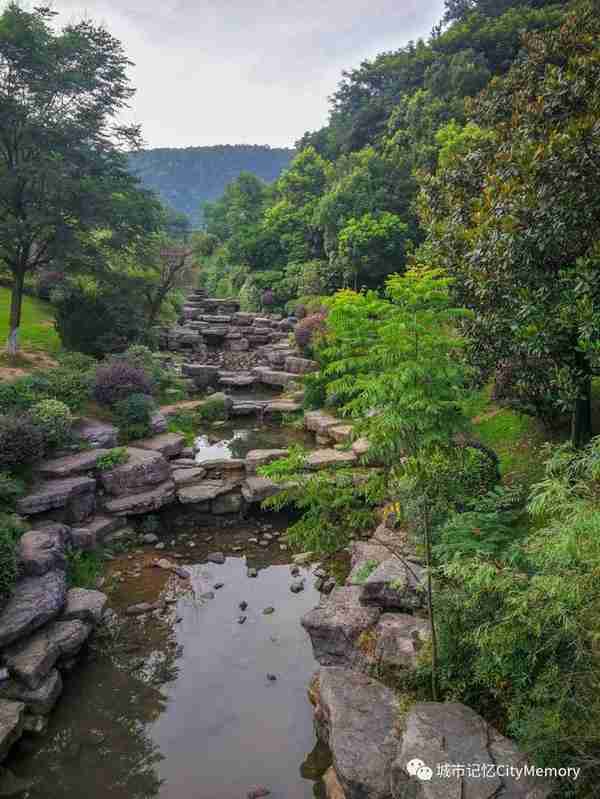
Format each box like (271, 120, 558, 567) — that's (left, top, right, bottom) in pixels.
(94, 361, 153, 407)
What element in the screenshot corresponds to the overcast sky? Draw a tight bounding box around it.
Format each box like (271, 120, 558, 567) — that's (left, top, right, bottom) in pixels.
(42, 0, 446, 149)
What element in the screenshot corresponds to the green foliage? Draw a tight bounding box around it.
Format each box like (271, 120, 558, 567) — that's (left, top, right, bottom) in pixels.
(0, 514, 24, 605)
(113, 393, 155, 442)
(421, 2, 600, 446)
(353, 559, 379, 584)
(260, 447, 386, 554)
(130, 146, 294, 224)
(434, 485, 525, 561)
(0, 472, 24, 512)
(0, 287, 60, 354)
(0, 414, 46, 469)
(96, 447, 130, 471)
(55, 350, 98, 373)
(0, 365, 93, 415)
(29, 399, 73, 449)
(433, 437, 600, 789)
(166, 411, 196, 446)
(67, 550, 103, 589)
(54, 281, 152, 358)
(196, 396, 227, 422)
(0, 3, 163, 354)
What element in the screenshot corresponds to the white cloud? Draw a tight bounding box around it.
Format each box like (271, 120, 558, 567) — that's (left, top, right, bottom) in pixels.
(43, 0, 446, 147)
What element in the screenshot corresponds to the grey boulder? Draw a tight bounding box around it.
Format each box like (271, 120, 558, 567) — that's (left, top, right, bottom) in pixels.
(0, 571, 67, 648)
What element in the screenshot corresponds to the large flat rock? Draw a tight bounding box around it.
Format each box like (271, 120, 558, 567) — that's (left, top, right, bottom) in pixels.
(241, 476, 282, 504)
(302, 587, 380, 667)
(315, 667, 401, 799)
(391, 702, 554, 798)
(0, 571, 67, 648)
(252, 367, 298, 387)
(361, 558, 426, 612)
(61, 588, 107, 625)
(4, 620, 91, 689)
(0, 700, 24, 762)
(304, 411, 340, 435)
(103, 481, 175, 516)
(135, 433, 186, 460)
(18, 525, 68, 577)
(284, 355, 319, 374)
(177, 480, 238, 504)
(73, 417, 118, 449)
(172, 467, 206, 487)
(37, 449, 111, 478)
(16, 477, 96, 516)
(264, 399, 302, 415)
(305, 449, 357, 470)
(0, 669, 62, 716)
(244, 449, 288, 475)
(373, 613, 430, 670)
(99, 448, 171, 496)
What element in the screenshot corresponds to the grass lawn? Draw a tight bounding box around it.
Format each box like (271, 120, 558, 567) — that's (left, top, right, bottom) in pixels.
(0, 286, 60, 357)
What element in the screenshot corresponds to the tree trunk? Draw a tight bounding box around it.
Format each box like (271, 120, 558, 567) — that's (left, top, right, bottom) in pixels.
(423, 504, 439, 702)
(7, 270, 25, 356)
(571, 355, 592, 449)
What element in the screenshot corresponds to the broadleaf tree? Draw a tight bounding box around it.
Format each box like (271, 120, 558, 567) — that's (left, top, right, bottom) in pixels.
(0, 3, 161, 354)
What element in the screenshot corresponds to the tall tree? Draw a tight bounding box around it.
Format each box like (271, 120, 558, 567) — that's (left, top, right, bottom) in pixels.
(421, 0, 600, 447)
(0, 3, 160, 355)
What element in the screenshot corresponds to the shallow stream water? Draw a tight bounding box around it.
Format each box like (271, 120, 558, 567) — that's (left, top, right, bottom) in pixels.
(6, 424, 331, 799)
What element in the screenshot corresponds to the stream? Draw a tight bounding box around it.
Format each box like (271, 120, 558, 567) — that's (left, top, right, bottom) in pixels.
(5, 423, 332, 799)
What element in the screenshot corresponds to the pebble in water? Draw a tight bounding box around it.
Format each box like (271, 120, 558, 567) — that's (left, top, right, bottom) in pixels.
(239, 601, 248, 611)
(290, 579, 305, 594)
(266, 673, 277, 682)
(237, 615, 247, 624)
(262, 607, 275, 615)
(214, 582, 225, 589)
(247, 567, 258, 578)
(247, 788, 270, 799)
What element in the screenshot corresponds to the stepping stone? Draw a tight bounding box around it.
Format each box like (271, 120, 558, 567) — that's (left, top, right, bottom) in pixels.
(0, 571, 67, 648)
(135, 433, 186, 460)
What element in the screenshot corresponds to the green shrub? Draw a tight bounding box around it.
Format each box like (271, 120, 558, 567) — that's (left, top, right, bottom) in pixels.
(0, 415, 46, 469)
(0, 472, 25, 511)
(0, 367, 93, 415)
(67, 550, 103, 589)
(0, 515, 25, 605)
(28, 367, 93, 412)
(94, 361, 154, 407)
(0, 376, 38, 414)
(113, 393, 155, 441)
(353, 559, 379, 584)
(96, 447, 130, 471)
(54, 282, 148, 358)
(30, 399, 73, 448)
(197, 396, 227, 422)
(55, 350, 98, 373)
(167, 411, 196, 446)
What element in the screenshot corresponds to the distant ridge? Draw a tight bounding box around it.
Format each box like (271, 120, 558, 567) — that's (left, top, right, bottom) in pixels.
(129, 144, 295, 224)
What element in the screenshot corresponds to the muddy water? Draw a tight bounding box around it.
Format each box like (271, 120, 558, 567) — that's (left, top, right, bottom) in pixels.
(8, 517, 330, 799)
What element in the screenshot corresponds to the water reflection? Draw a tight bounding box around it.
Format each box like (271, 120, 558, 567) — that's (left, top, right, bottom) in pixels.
(194, 423, 313, 464)
(8, 549, 329, 799)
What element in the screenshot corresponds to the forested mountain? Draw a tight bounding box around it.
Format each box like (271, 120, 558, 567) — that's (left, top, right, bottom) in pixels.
(128, 145, 295, 224)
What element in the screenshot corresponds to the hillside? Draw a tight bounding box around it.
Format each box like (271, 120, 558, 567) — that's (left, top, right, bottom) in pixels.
(129, 144, 295, 224)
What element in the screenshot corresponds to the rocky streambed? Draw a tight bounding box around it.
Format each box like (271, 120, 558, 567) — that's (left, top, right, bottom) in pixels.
(3, 514, 334, 798)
